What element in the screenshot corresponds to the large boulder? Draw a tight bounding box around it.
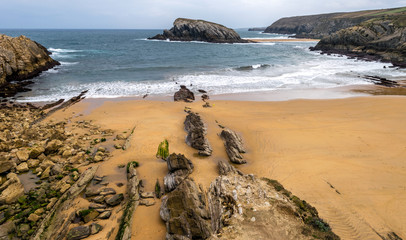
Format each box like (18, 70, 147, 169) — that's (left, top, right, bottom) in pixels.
(184, 112, 212, 156)
(0, 34, 60, 96)
(0, 160, 14, 174)
(149, 18, 248, 43)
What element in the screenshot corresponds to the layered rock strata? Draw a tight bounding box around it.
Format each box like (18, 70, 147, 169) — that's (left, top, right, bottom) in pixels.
(184, 112, 212, 156)
(0, 34, 59, 96)
(220, 128, 246, 164)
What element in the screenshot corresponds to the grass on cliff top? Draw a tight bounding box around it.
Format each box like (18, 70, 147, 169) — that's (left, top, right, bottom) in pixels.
(368, 7, 406, 17)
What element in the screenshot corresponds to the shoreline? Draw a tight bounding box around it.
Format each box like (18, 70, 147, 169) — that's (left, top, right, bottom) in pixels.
(245, 38, 319, 42)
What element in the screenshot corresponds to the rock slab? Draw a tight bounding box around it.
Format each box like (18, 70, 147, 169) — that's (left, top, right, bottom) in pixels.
(184, 112, 212, 156)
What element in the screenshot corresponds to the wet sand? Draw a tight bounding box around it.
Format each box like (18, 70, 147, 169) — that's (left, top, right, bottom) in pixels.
(53, 95, 406, 240)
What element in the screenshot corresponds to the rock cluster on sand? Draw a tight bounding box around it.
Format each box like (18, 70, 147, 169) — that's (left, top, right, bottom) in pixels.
(0, 102, 113, 239)
(149, 18, 248, 43)
(0, 34, 60, 97)
(184, 112, 212, 156)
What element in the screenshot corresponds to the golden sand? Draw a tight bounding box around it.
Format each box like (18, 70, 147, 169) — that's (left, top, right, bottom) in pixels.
(53, 96, 406, 240)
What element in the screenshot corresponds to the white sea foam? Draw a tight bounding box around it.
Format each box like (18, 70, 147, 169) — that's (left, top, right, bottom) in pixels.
(49, 48, 83, 53)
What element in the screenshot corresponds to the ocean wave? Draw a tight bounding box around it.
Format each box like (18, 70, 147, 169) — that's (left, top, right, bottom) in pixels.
(59, 61, 79, 65)
(236, 64, 271, 71)
(49, 48, 83, 53)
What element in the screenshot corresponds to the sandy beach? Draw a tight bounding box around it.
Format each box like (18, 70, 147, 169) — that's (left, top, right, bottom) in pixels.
(47, 93, 406, 240)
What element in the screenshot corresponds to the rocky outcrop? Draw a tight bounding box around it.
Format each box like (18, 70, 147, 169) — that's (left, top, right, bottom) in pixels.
(163, 153, 194, 192)
(208, 161, 340, 240)
(312, 17, 406, 67)
(174, 85, 195, 102)
(184, 112, 212, 156)
(220, 129, 246, 164)
(149, 18, 248, 43)
(0, 34, 60, 97)
(160, 178, 212, 240)
(264, 7, 406, 39)
(160, 159, 340, 240)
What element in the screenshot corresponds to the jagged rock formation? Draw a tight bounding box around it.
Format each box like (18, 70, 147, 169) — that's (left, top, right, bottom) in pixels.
(184, 112, 212, 156)
(263, 7, 406, 39)
(160, 160, 340, 240)
(174, 85, 195, 102)
(0, 34, 59, 97)
(312, 17, 406, 67)
(163, 153, 194, 192)
(149, 18, 248, 43)
(220, 129, 246, 164)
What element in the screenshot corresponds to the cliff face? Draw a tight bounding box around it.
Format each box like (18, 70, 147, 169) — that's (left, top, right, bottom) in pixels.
(264, 7, 406, 39)
(312, 16, 406, 67)
(149, 18, 248, 43)
(264, 13, 369, 39)
(0, 34, 59, 87)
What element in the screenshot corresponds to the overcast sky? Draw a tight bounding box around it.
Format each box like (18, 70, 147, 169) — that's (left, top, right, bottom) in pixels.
(1, 0, 405, 29)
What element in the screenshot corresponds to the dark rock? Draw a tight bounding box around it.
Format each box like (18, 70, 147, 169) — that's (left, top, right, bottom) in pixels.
(90, 223, 103, 235)
(198, 89, 207, 93)
(105, 193, 124, 206)
(99, 187, 116, 196)
(164, 153, 194, 192)
(174, 85, 195, 102)
(184, 112, 212, 156)
(67, 226, 91, 240)
(149, 18, 248, 43)
(160, 179, 212, 240)
(220, 128, 246, 164)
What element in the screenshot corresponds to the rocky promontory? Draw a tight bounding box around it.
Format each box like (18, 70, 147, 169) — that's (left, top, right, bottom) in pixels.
(0, 34, 59, 97)
(263, 7, 406, 39)
(312, 16, 406, 67)
(148, 18, 248, 43)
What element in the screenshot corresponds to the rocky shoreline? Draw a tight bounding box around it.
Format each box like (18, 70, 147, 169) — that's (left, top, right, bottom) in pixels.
(0, 34, 59, 98)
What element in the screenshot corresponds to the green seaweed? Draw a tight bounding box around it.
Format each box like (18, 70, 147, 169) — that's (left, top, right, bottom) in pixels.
(126, 161, 139, 173)
(156, 139, 169, 160)
(155, 179, 161, 198)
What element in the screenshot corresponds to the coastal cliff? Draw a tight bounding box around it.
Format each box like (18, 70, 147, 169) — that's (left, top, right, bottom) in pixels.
(312, 16, 406, 67)
(149, 18, 248, 43)
(0, 34, 59, 96)
(263, 7, 406, 39)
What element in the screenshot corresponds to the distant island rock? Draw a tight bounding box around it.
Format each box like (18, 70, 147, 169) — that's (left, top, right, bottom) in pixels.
(248, 27, 266, 31)
(148, 18, 248, 43)
(0, 34, 60, 97)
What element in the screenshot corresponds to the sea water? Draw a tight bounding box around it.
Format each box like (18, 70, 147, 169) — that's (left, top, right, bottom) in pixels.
(1, 29, 405, 102)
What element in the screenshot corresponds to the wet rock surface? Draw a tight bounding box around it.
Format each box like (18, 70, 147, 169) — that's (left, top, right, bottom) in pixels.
(184, 112, 212, 156)
(149, 18, 248, 43)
